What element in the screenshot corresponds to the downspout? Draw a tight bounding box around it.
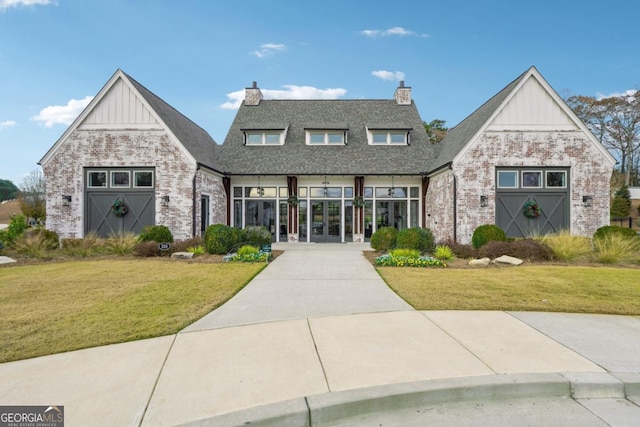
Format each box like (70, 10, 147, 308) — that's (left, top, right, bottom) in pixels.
(192, 168, 198, 238)
(453, 174, 457, 243)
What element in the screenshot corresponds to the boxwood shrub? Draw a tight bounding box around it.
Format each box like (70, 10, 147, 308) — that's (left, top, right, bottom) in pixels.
(396, 227, 435, 253)
(138, 225, 173, 243)
(370, 227, 398, 251)
(204, 224, 242, 254)
(471, 224, 506, 249)
(593, 225, 638, 241)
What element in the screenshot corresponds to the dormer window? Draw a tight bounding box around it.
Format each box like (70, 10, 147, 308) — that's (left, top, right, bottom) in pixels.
(242, 128, 287, 145)
(306, 129, 347, 145)
(367, 127, 411, 145)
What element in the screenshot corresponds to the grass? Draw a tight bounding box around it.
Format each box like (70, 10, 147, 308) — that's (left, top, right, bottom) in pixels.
(0, 259, 264, 363)
(378, 265, 640, 315)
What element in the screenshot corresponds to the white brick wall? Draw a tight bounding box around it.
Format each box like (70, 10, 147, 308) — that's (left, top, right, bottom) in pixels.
(43, 129, 225, 240)
(427, 131, 614, 245)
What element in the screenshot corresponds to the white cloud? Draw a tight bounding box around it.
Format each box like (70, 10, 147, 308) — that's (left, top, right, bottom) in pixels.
(0, 0, 56, 11)
(253, 43, 286, 58)
(32, 96, 93, 127)
(0, 120, 17, 129)
(596, 89, 638, 101)
(220, 85, 347, 110)
(372, 70, 405, 82)
(360, 26, 429, 38)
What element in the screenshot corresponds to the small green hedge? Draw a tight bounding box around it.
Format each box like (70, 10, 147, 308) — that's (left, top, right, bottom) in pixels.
(594, 225, 638, 241)
(370, 227, 398, 251)
(204, 224, 242, 254)
(396, 227, 435, 253)
(139, 225, 173, 243)
(471, 224, 506, 249)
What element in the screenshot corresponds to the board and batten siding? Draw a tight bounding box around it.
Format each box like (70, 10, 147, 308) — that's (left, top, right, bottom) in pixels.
(81, 78, 161, 128)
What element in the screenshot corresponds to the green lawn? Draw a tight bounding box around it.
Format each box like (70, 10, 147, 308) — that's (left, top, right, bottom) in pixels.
(378, 265, 640, 314)
(0, 259, 264, 363)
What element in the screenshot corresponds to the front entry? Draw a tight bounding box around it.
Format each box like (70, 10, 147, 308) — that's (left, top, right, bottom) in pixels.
(310, 200, 341, 242)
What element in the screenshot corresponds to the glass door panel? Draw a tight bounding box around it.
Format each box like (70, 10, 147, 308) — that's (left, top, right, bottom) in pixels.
(327, 201, 341, 242)
(310, 200, 341, 242)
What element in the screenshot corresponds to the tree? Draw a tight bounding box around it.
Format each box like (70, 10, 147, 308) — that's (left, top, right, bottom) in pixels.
(423, 119, 448, 144)
(19, 169, 46, 222)
(566, 90, 640, 186)
(0, 179, 19, 202)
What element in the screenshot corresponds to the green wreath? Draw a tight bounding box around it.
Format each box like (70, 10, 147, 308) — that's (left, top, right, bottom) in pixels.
(287, 195, 299, 206)
(112, 198, 128, 217)
(353, 195, 365, 208)
(523, 201, 541, 219)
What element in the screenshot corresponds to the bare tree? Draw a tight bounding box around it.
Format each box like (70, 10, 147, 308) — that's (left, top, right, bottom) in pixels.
(19, 168, 46, 222)
(567, 90, 640, 186)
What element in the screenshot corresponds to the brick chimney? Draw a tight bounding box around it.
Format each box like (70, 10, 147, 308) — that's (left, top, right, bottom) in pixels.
(394, 80, 411, 105)
(245, 81, 263, 106)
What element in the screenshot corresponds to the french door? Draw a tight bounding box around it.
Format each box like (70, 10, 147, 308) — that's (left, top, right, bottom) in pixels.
(245, 200, 276, 242)
(310, 200, 341, 242)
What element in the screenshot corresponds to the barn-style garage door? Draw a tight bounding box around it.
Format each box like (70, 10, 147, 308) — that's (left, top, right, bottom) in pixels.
(84, 168, 155, 237)
(495, 168, 569, 238)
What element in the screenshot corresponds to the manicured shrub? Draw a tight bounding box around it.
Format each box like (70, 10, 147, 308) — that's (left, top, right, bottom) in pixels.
(204, 224, 242, 254)
(433, 245, 454, 261)
(370, 226, 398, 251)
(242, 226, 272, 247)
(0, 240, 4, 254)
(396, 227, 435, 253)
(478, 239, 553, 262)
(471, 224, 506, 249)
(138, 225, 173, 243)
(593, 225, 638, 241)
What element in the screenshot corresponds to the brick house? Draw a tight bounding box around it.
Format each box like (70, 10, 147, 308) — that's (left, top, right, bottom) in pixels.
(39, 70, 226, 240)
(40, 66, 615, 244)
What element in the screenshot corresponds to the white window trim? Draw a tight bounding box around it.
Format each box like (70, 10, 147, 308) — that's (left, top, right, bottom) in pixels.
(366, 127, 410, 145)
(521, 170, 543, 188)
(133, 170, 154, 188)
(497, 170, 519, 188)
(110, 171, 131, 188)
(87, 170, 107, 188)
(243, 129, 286, 145)
(305, 130, 346, 146)
(545, 170, 567, 188)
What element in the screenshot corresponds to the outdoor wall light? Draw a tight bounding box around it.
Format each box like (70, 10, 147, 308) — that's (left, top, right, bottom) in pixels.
(62, 195, 72, 207)
(162, 195, 170, 207)
(582, 195, 592, 207)
(480, 195, 488, 207)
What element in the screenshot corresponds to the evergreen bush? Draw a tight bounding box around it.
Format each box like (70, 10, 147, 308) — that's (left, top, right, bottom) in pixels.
(396, 227, 435, 252)
(242, 226, 272, 247)
(370, 226, 398, 251)
(593, 225, 638, 241)
(204, 224, 242, 254)
(138, 225, 173, 243)
(471, 224, 506, 249)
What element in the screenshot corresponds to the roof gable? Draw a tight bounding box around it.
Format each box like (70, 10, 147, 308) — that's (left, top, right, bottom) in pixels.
(431, 66, 615, 171)
(41, 69, 222, 173)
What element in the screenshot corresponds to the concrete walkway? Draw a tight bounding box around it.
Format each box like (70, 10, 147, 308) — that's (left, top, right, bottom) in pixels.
(1, 243, 639, 426)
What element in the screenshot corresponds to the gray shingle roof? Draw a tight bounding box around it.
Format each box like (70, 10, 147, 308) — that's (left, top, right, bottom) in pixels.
(430, 69, 528, 171)
(219, 99, 436, 175)
(124, 72, 222, 173)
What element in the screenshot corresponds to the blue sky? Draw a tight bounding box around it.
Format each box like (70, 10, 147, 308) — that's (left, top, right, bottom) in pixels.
(1, 0, 639, 186)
